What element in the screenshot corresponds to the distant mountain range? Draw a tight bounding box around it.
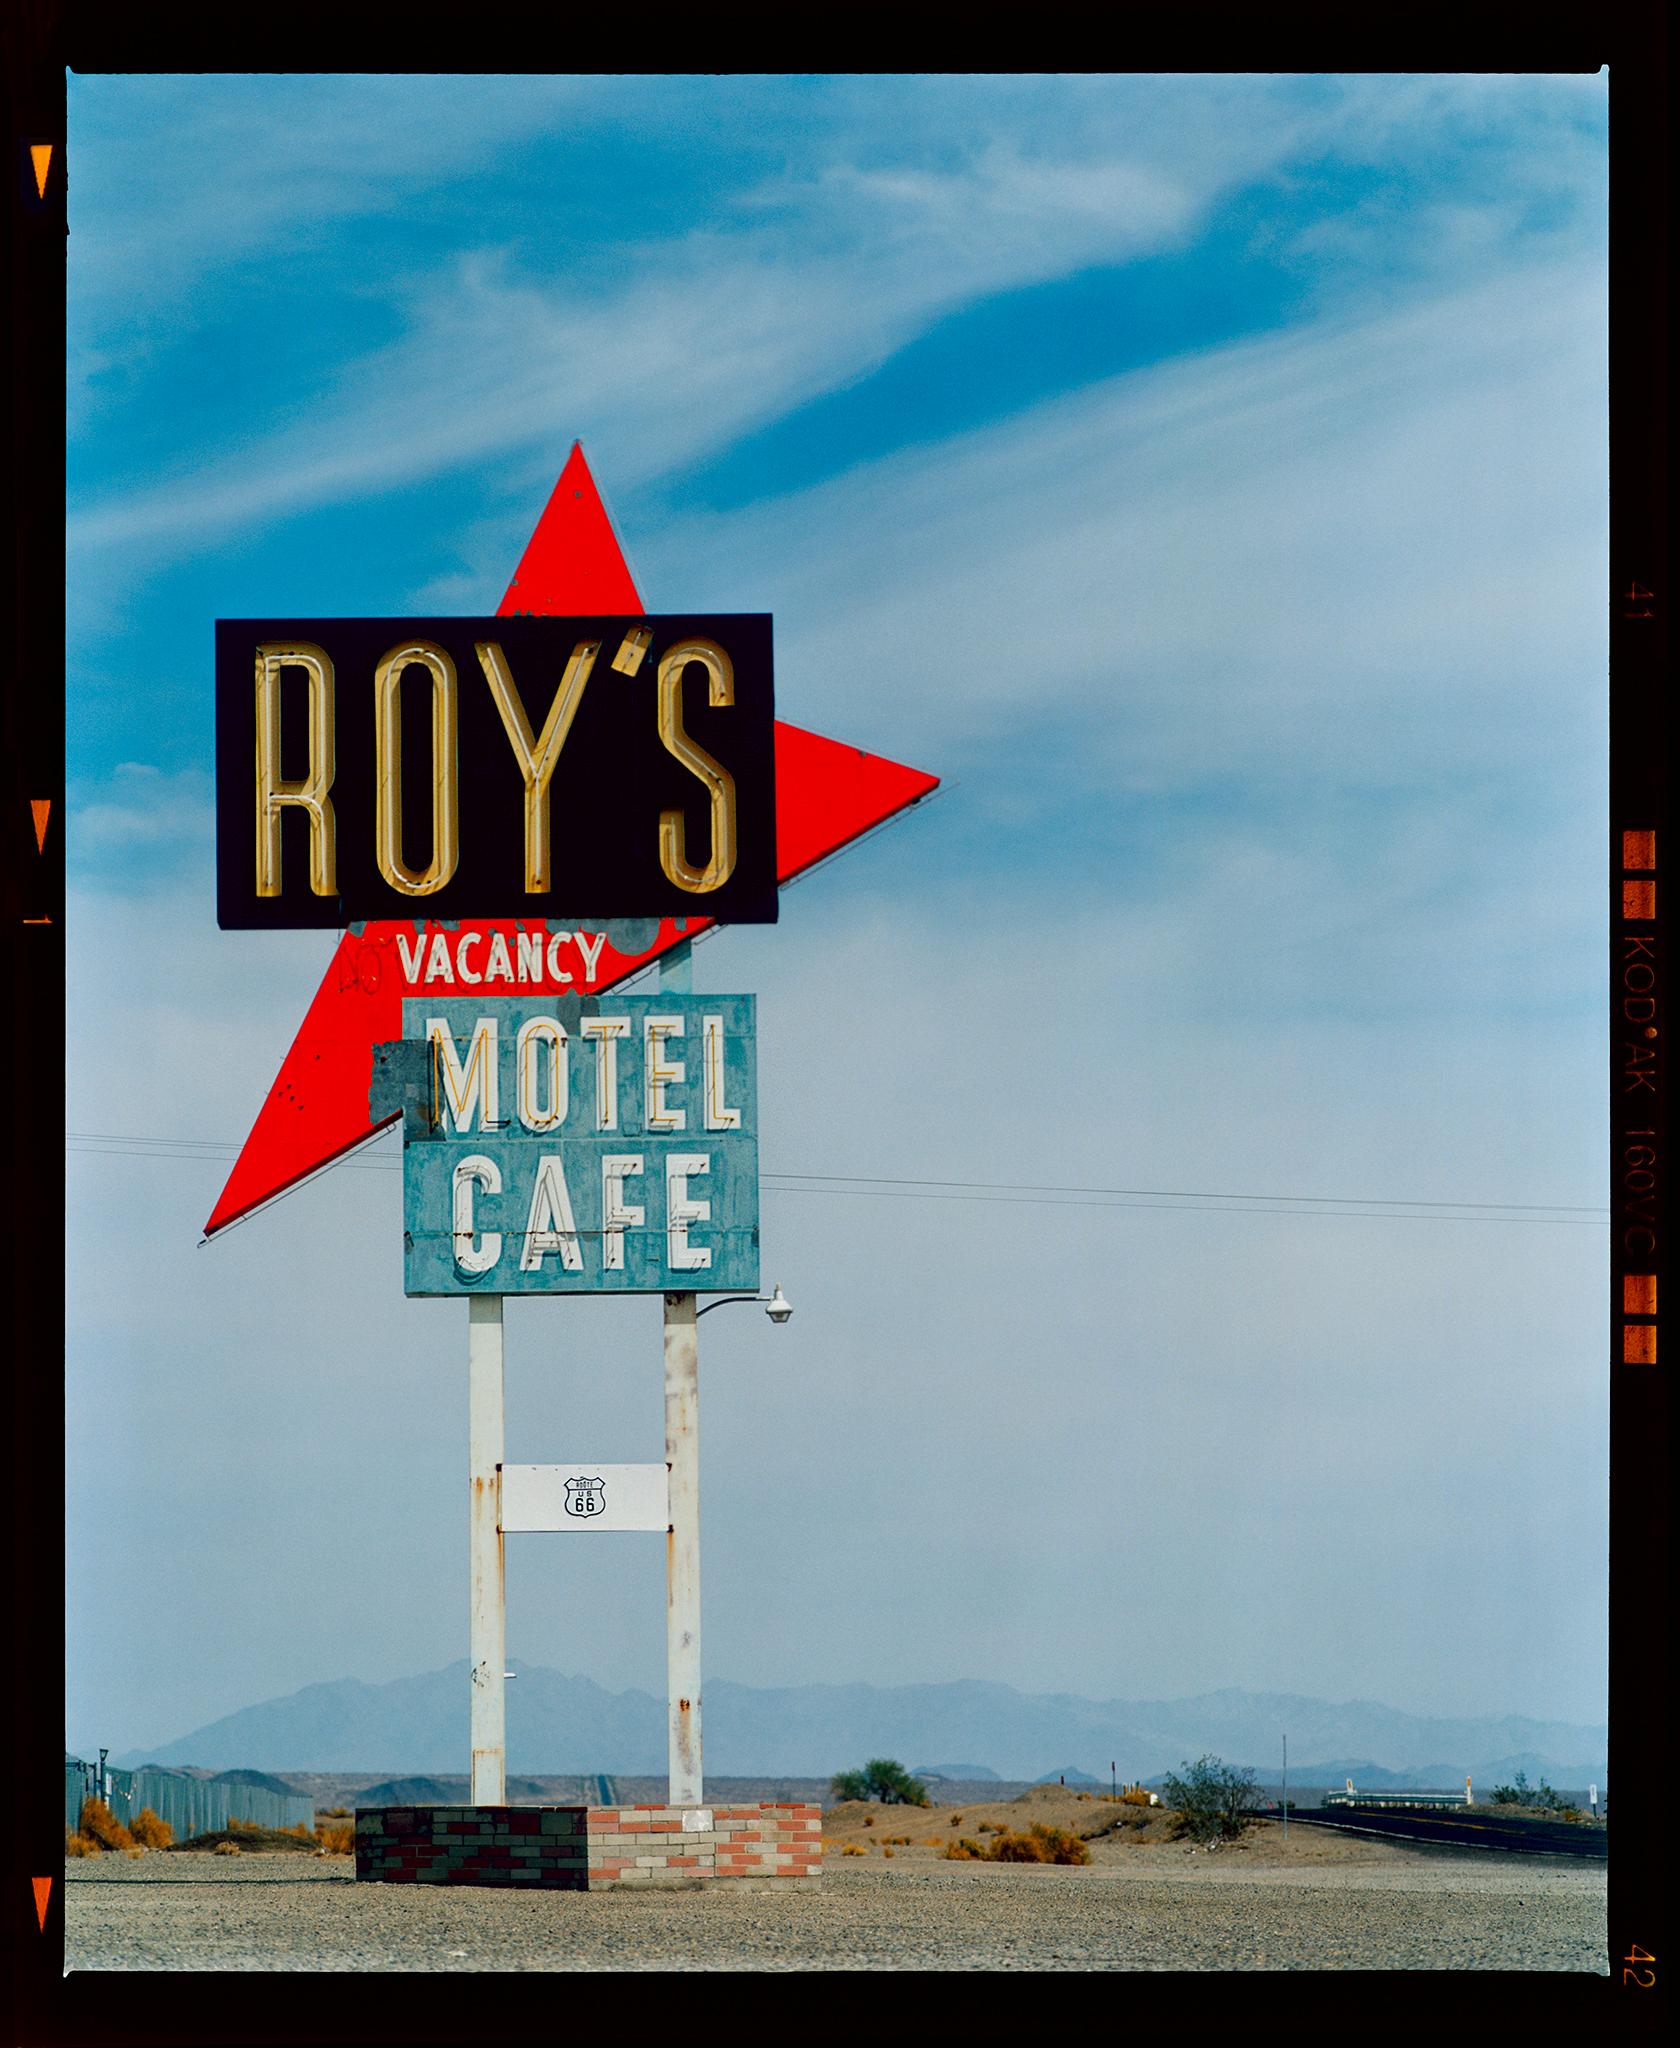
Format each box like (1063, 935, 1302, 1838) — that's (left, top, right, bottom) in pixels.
(109, 1665, 1606, 1785)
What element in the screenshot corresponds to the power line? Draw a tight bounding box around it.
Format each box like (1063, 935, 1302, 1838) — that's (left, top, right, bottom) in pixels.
(65, 1130, 1609, 1225)
(762, 1170, 1604, 1216)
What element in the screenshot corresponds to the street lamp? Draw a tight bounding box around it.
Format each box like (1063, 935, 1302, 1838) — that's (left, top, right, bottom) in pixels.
(696, 1282, 793, 1324)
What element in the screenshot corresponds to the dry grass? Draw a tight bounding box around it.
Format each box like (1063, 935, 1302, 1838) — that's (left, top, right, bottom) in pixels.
(65, 1827, 96, 1858)
(314, 1823, 354, 1855)
(213, 1841, 243, 1857)
(129, 1808, 174, 1850)
(943, 1822, 1092, 1866)
(78, 1799, 134, 1853)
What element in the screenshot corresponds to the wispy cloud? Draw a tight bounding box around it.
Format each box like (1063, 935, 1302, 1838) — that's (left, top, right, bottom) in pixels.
(69, 73, 1604, 566)
(641, 263, 1606, 789)
(68, 762, 214, 880)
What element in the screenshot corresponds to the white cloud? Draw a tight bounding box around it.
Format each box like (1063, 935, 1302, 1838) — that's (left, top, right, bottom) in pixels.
(638, 262, 1606, 801)
(68, 762, 214, 871)
(68, 73, 1604, 567)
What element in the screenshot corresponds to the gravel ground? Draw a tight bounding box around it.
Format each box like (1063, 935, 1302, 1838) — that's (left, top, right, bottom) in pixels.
(63, 1851, 1607, 1972)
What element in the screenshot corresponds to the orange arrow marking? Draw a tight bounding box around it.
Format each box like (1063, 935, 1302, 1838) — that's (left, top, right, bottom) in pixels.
(33, 1874, 52, 1929)
(32, 798, 51, 854)
(31, 144, 53, 198)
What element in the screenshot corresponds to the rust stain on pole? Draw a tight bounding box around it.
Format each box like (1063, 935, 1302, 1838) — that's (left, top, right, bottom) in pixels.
(664, 1290, 702, 1806)
(468, 1295, 506, 1807)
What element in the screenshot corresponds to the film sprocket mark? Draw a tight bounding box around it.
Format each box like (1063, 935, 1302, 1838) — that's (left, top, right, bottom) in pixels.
(215, 614, 776, 929)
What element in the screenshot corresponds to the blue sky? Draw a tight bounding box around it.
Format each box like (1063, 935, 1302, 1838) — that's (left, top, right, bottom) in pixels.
(66, 73, 1610, 1760)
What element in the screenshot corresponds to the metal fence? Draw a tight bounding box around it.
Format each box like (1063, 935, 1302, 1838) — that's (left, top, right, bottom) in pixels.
(65, 1757, 315, 1840)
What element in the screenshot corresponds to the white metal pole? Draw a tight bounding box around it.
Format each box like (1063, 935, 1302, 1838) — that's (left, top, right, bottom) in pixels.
(664, 1288, 702, 1806)
(468, 1293, 506, 1806)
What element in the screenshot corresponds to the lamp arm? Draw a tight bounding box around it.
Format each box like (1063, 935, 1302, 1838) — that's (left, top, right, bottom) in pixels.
(695, 1294, 762, 1319)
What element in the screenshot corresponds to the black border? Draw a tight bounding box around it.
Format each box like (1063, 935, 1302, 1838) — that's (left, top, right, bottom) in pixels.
(10, 8, 1668, 2038)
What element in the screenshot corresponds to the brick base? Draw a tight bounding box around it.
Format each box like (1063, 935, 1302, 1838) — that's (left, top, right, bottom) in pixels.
(356, 1802, 821, 1889)
(354, 1805, 586, 1886)
(586, 1802, 821, 1887)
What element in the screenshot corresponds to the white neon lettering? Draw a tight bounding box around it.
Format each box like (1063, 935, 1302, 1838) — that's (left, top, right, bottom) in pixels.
(516, 1016, 568, 1131)
(521, 1153, 583, 1271)
(451, 1154, 502, 1273)
(645, 1016, 686, 1131)
(581, 1017, 630, 1130)
(601, 1153, 645, 1271)
(665, 1153, 712, 1271)
(702, 1014, 740, 1130)
(426, 1017, 500, 1132)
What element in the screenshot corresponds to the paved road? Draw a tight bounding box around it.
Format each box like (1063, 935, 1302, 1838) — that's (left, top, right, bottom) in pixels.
(1284, 1810, 1607, 1859)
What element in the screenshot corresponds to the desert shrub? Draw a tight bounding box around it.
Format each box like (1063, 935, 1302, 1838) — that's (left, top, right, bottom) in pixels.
(227, 1816, 258, 1834)
(1121, 1786, 1154, 1806)
(315, 1823, 354, 1855)
(983, 1823, 1092, 1865)
(882, 1846, 894, 1858)
(829, 1759, 930, 1807)
(1025, 1823, 1090, 1865)
(213, 1841, 242, 1856)
(79, 1798, 133, 1852)
(944, 1837, 985, 1860)
(129, 1808, 174, 1850)
(862, 1815, 873, 1827)
(949, 1814, 963, 1826)
(65, 1827, 95, 1858)
(840, 1843, 866, 1856)
(320, 1806, 350, 1818)
(1161, 1756, 1262, 1845)
(1490, 1770, 1574, 1814)
(986, 1828, 1045, 1862)
(977, 1820, 1005, 1834)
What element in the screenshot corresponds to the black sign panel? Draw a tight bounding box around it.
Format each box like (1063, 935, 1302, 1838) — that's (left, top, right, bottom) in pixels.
(215, 615, 776, 929)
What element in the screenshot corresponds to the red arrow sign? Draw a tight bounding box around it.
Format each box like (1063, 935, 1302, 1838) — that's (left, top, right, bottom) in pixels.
(205, 446, 938, 1236)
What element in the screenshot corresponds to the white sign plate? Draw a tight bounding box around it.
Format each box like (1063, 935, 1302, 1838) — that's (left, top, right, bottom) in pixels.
(500, 1462, 670, 1533)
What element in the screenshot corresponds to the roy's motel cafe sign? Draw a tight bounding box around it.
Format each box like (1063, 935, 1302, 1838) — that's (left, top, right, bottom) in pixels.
(205, 446, 937, 1826)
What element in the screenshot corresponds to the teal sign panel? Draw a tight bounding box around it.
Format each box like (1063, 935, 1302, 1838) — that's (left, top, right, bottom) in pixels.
(387, 994, 758, 1296)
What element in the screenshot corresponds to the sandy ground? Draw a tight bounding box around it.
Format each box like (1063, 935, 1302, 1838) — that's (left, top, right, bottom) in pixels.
(824, 1786, 1419, 1869)
(61, 1797, 1608, 1973)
